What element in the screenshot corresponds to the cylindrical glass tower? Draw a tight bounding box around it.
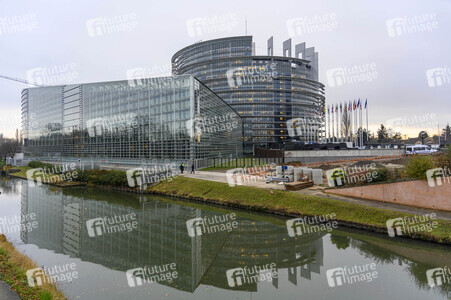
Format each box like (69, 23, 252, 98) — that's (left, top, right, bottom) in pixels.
(172, 36, 325, 154)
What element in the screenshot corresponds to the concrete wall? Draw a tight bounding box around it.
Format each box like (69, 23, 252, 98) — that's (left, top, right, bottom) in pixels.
(285, 149, 404, 158)
(325, 179, 451, 211)
(285, 149, 404, 163)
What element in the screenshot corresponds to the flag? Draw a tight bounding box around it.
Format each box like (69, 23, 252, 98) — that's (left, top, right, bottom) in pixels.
(344, 103, 347, 111)
(357, 99, 360, 108)
(328, 106, 330, 114)
(336, 104, 338, 112)
(365, 99, 368, 109)
(340, 103, 343, 112)
(331, 105, 333, 113)
(348, 101, 351, 111)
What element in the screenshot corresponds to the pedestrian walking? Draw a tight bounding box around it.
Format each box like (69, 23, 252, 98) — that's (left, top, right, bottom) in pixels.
(180, 163, 184, 174)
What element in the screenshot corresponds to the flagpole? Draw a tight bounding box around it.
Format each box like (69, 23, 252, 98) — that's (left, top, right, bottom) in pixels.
(332, 107, 335, 143)
(327, 107, 330, 143)
(360, 102, 363, 148)
(336, 106, 338, 143)
(335, 107, 337, 143)
(354, 101, 356, 147)
(339, 104, 342, 142)
(366, 100, 369, 144)
(349, 102, 352, 144)
(328, 106, 331, 143)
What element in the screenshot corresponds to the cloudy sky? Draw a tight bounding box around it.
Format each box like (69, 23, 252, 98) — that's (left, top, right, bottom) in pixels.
(1, 0, 450, 138)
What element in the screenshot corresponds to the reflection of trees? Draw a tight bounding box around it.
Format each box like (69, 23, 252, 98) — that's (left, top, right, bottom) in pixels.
(349, 239, 397, 264)
(405, 262, 450, 298)
(0, 177, 21, 195)
(347, 235, 450, 297)
(330, 234, 350, 250)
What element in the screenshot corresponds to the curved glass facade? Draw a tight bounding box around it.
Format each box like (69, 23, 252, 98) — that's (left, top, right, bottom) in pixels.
(172, 36, 325, 153)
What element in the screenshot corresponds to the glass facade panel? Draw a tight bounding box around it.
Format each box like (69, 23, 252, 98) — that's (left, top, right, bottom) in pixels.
(22, 75, 243, 161)
(172, 36, 325, 154)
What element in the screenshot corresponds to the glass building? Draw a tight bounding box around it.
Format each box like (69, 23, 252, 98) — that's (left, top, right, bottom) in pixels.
(172, 36, 326, 154)
(21, 75, 243, 161)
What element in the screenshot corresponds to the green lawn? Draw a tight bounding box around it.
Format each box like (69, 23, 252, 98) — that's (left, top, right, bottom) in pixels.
(149, 176, 451, 244)
(9, 166, 83, 187)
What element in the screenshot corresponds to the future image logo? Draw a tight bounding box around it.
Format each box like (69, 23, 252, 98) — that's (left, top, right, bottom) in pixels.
(126, 267, 145, 287)
(85, 113, 138, 137)
(326, 263, 378, 287)
(26, 264, 78, 287)
(126, 64, 171, 87)
(286, 117, 307, 138)
(426, 267, 450, 287)
(26, 168, 45, 187)
(185, 115, 203, 139)
(186, 13, 238, 37)
(86, 14, 138, 37)
(426, 67, 451, 87)
(286, 13, 338, 37)
(226, 64, 276, 88)
(0, 13, 38, 36)
(326, 168, 345, 187)
(286, 214, 338, 237)
(386, 218, 404, 237)
(26, 63, 78, 86)
(186, 214, 238, 237)
(126, 168, 144, 188)
(386, 214, 438, 238)
(326, 63, 377, 88)
(126, 263, 178, 288)
(426, 167, 450, 187)
(226, 263, 278, 287)
(186, 217, 204, 237)
(26, 268, 46, 287)
(386, 13, 438, 38)
(86, 213, 138, 237)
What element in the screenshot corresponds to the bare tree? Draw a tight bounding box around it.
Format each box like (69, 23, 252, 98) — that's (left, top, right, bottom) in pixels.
(341, 110, 351, 141)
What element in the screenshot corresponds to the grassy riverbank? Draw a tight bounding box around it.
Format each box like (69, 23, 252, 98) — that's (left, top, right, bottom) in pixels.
(0, 235, 65, 300)
(148, 177, 451, 244)
(8, 165, 451, 244)
(8, 166, 83, 187)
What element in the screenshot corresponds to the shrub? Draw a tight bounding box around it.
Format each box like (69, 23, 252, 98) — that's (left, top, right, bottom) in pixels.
(370, 168, 389, 183)
(405, 155, 435, 180)
(28, 161, 58, 172)
(74, 169, 128, 187)
(390, 168, 407, 181)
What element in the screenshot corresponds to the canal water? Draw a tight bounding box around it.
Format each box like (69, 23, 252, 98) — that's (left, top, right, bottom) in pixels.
(0, 177, 450, 300)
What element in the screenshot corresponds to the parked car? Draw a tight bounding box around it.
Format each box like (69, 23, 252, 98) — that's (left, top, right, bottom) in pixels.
(406, 145, 438, 155)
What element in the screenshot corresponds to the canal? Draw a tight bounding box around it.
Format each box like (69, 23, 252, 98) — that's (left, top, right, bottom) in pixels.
(0, 177, 449, 300)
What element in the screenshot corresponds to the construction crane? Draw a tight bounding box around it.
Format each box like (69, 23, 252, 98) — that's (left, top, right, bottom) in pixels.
(0, 74, 47, 87)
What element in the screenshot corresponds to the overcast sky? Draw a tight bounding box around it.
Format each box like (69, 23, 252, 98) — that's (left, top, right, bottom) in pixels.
(1, 0, 450, 138)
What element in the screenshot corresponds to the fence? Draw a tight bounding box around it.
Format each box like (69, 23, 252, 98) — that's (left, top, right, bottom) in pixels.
(19, 156, 285, 171)
(194, 157, 284, 169)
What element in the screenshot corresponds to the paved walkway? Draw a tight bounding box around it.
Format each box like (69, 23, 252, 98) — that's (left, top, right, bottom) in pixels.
(0, 281, 20, 300)
(180, 171, 285, 189)
(182, 171, 451, 220)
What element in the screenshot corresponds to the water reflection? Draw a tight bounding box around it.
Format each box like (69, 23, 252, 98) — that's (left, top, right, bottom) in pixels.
(20, 184, 325, 293)
(0, 178, 448, 299)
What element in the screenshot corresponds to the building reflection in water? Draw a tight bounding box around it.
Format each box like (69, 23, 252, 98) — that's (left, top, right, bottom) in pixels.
(20, 184, 325, 293)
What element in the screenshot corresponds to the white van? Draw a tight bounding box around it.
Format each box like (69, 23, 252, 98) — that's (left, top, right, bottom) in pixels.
(406, 145, 438, 155)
